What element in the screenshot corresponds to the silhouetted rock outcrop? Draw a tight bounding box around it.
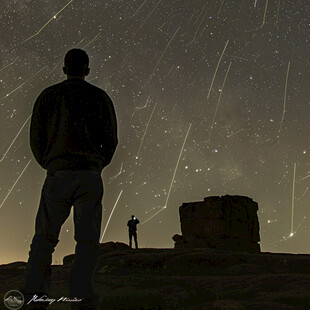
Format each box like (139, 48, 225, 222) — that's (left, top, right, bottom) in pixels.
(2, 246, 310, 309)
(173, 195, 260, 252)
(63, 241, 131, 265)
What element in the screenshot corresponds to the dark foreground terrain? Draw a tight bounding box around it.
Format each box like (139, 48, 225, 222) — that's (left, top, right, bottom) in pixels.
(1, 242, 310, 310)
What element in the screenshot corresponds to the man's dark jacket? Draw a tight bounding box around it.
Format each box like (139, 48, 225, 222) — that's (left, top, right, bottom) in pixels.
(30, 78, 118, 173)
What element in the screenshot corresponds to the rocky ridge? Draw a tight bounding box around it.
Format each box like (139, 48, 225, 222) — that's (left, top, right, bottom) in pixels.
(1, 241, 310, 310)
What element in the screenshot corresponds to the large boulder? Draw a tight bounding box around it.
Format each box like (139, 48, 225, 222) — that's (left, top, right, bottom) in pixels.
(173, 195, 260, 252)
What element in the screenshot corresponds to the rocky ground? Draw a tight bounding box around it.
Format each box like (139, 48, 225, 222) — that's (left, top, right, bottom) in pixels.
(1, 242, 310, 310)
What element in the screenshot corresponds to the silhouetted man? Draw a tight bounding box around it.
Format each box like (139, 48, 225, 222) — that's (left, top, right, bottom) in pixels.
(20, 48, 118, 310)
(127, 215, 140, 249)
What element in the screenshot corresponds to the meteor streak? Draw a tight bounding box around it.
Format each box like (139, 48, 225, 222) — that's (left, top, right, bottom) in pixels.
(136, 102, 158, 159)
(260, 0, 269, 28)
(145, 205, 163, 214)
(276, 0, 281, 26)
(272, 216, 307, 245)
(188, 3, 208, 45)
(278, 61, 290, 134)
(194, 3, 207, 25)
(83, 33, 101, 48)
(290, 163, 296, 235)
(141, 123, 192, 225)
(217, 0, 225, 16)
(0, 114, 32, 162)
(0, 160, 32, 209)
(298, 174, 310, 182)
(1, 66, 47, 101)
(208, 62, 232, 142)
(108, 162, 124, 184)
(131, 0, 148, 17)
(164, 123, 192, 209)
(239, 0, 246, 12)
(0, 57, 19, 73)
(88, 77, 98, 83)
(144, 26, 181, 86)
(22, 0, 75, 44)
(132, 96, 150, 117)
(132, 0, 162, 37)
(227, 128, 244, 138)
(207, 40, 229, 100)
(136, 181, 147, 190)
(100, 189, 123, 242)
(301, 187, 308, 197)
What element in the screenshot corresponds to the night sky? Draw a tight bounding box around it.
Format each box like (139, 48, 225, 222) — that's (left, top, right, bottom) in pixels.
(0, 0, 310, 265)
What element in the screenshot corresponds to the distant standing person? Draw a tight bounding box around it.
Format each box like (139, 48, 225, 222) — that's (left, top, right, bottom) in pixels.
(20, 48, 118, 310)
(127, 215, 140, 249)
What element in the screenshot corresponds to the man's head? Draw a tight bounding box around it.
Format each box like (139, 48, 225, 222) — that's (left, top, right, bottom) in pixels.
(131, 215, 135, 219)
(63, 48, 90, 79)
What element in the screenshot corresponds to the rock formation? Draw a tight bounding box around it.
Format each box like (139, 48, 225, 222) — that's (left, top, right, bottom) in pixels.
(63, 241, 131, 265)
(173, 195, 260, 252)
(2, 247, 310, 309)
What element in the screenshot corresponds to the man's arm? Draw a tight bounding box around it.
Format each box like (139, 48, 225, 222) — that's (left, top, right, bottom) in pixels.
(136, 219, 140, 224)
(100, 92, 118, 166)
(30, 91, 47, 168)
